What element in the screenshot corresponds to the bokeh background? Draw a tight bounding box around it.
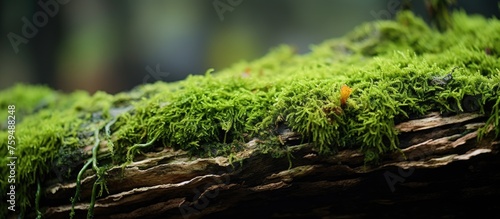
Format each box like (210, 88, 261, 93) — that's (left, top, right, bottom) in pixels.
(1, 0, 499, 94)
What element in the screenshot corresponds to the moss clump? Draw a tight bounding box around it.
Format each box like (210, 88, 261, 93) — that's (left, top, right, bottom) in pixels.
(0, 84, 57, 128)
(1, 11, 499, 217)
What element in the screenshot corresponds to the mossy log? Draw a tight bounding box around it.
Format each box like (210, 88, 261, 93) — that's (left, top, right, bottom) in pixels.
(41, 112, 500, 218)
(2, 11, 500, 218)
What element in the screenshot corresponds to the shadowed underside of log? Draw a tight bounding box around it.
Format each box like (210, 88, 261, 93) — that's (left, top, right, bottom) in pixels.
(43, 112, 500, 218)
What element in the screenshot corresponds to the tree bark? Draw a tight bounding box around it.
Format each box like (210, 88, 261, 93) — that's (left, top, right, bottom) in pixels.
(42, 112, 500, 218)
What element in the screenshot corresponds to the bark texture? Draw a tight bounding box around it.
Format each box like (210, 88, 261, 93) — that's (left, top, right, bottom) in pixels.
(42, 112, 500, 218)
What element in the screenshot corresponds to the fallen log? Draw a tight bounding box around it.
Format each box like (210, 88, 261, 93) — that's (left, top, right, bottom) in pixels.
(4, 10, 500, 219)
(42, 112, 500, 218)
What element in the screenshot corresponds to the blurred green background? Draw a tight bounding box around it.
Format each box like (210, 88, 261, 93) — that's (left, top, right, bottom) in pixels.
(1, 0, 498, 93)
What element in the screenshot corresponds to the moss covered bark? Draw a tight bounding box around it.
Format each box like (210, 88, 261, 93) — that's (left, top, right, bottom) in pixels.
(1, 11, 499, 217)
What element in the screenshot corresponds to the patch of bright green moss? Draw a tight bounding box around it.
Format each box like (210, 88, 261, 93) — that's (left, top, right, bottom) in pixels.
(1, 11, 499, 217)
(0, 84, 57, 128)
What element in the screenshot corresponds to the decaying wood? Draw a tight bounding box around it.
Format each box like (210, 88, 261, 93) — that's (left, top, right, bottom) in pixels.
(394, 112, 485, 132)
(42, 112, 500, 218)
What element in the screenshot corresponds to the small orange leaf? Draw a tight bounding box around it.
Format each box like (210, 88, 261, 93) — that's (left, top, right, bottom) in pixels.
(340, 84, 352, 106)
(241, 67, 251, 78)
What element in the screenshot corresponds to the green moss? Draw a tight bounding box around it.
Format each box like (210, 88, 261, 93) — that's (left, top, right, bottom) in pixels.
(1, 11, 500, 217)
(0, 84, 57, 128)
